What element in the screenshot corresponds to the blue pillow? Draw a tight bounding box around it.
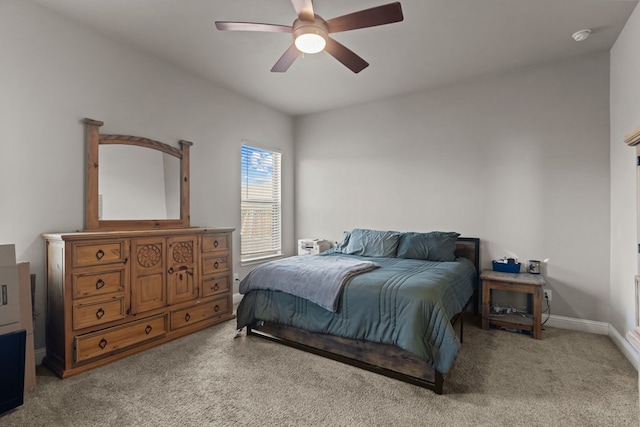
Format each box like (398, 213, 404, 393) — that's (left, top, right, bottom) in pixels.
(344, 228, 401, 257)
(395, 232, 430, 260)
(396, 231, 460, 261)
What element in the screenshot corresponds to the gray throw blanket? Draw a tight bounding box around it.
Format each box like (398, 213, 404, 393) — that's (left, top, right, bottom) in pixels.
(239, 255, 379, 312)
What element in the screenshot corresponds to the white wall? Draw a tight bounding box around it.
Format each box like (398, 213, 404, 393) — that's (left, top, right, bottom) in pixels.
(0, 0, 295, 349)
(611, 4, 640, 336)
(295, 52, 611, 322)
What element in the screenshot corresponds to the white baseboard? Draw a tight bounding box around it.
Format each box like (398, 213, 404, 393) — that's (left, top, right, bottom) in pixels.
(613, 327, 640, 371)
(544, 314, 609, 335)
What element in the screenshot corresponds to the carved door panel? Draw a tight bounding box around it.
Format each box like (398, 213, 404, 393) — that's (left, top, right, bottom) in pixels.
(131, 238, 166, 314)
(167, 236, 199, 305)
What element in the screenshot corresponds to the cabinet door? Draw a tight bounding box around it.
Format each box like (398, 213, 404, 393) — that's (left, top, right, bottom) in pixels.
(131, 238, 166, 314)
(167, 236, 199, 305)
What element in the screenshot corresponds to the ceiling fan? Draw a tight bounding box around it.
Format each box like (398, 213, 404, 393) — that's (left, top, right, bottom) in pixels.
(215, 1, 404, 73)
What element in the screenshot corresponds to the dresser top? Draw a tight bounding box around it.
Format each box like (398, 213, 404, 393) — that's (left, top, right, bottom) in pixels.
(43, 227, 234, 241)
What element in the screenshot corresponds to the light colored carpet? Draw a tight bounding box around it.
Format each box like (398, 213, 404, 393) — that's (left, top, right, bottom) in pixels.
(1, 315, 638, 426)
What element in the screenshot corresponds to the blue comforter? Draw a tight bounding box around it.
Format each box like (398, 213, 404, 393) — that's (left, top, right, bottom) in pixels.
(237, 253, 477, 373)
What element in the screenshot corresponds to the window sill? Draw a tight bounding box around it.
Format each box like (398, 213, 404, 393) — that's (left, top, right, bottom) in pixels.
(240, 254, 283, 267)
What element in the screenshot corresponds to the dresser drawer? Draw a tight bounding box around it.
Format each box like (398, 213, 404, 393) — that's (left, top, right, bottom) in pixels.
(202, 233, 230, 253)
(202, 255, 229, 275)
(72, 269, 126, 299)
(170, 298, 230, 330)
(74, 314, 167, 363)
(202, 273, 231, 298)
(72, 296, 126, 330)
(72, 241, 127, 268)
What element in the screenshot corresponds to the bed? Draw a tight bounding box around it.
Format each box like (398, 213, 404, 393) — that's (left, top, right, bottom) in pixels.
(236, 229, 480, 394)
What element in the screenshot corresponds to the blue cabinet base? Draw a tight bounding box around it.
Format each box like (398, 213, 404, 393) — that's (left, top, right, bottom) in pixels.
(0, 329, 26, 415)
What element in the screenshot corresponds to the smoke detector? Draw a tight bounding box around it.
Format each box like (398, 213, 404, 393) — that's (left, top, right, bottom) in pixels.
(572, 29, 591, 42)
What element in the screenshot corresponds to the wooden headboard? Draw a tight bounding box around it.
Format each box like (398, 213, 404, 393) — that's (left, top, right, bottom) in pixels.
(455, 237, 480, 275)
(455, 237, 480, 312)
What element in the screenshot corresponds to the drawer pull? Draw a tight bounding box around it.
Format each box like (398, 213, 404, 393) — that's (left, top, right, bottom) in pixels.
(96, 308, 105, 319)
(98, 338, 107, 349)
(168, 267, 174, 274)
(95, 249, 105, 260)
(214, 305, 220, 313)
(214, 261, 219, 269)
(213, 283, 219, 291)
(95, 279, 105, 290)
(213, 240, 219, 248)
(185, 313, 191, 322)
(145, 325, 152, 335)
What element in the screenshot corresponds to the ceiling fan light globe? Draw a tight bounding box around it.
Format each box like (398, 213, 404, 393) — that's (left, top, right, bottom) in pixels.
(295, 33, 326, 54)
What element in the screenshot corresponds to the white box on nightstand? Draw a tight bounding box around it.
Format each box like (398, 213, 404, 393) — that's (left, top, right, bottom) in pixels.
(298, 239, 332, 256)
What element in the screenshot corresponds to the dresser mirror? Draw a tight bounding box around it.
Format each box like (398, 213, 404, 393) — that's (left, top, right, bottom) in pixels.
(84, 118, 191, 230)
(99, 145, 180, 220)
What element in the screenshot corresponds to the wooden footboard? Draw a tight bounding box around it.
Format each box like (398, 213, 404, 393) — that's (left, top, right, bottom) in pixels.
(247, 322, 446, 394)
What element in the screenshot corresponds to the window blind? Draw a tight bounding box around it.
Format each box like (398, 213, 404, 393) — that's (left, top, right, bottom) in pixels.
(240, 144, 282, 262)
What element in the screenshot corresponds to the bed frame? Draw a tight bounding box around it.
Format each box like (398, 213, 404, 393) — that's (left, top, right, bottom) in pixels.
(246, 237, 480, 395)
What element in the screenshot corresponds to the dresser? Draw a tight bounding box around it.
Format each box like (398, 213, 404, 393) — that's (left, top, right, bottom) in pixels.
(43, 227, 234, 378)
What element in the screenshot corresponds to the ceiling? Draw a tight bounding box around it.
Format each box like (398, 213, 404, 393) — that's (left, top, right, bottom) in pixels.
(30, 0, 638, 116)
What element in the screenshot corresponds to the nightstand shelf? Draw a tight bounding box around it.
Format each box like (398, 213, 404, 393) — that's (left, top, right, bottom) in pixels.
(487, 313, 534, 327)
(480, 269, 546, 339)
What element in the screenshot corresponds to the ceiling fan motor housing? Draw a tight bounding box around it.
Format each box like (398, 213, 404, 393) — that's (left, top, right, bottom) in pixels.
(293, 16, 329, 53)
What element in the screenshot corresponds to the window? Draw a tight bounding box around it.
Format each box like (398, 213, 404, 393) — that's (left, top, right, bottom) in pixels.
(240, 144, 282, 262)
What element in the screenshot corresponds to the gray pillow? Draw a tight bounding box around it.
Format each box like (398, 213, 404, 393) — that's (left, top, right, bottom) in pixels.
(344, 228, 401, 257)
(396, 231, 460, 261)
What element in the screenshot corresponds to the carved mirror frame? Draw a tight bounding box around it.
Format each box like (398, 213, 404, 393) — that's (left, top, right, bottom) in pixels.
(84, 118, 191, 231)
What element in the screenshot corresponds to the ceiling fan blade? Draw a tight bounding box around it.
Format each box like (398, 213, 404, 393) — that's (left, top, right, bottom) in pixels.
(271, 44, 301, 72)
(324, 38, 369, 73)
(290, 0, 315, 22)
(326, 2, 404, 33)
(215, 21, 292, 33)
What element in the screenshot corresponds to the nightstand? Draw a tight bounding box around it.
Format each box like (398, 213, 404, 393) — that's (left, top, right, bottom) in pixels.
(480, 269, 546, 339)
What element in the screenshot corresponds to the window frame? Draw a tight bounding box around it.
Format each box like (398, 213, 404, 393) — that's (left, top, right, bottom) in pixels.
(240, 142, 282, 264)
